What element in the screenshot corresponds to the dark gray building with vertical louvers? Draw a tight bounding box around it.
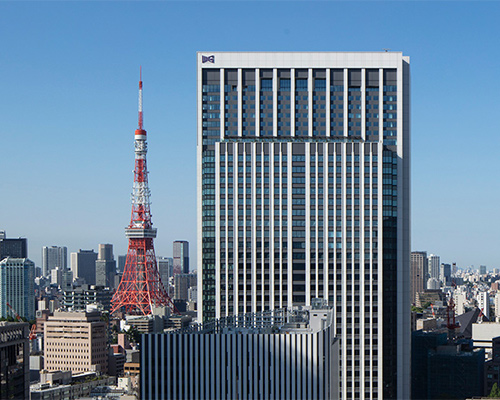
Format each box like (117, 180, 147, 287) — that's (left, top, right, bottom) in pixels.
(197, 52, 410, 399)
(0, 322, 30, 400)
(142, 307, 338, 400)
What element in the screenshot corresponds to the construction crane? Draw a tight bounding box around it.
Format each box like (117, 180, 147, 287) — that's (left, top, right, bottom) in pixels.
(6, 302, 23, 322)
(446, 297, 460, 340)
(29, 324, 37, 340)
(478, 307, 485, 324)
(6, 301, 37, 340)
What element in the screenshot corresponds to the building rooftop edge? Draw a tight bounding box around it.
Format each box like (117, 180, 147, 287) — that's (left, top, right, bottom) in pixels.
(197, 51, 405, 54)
(0, 256, 34, 263)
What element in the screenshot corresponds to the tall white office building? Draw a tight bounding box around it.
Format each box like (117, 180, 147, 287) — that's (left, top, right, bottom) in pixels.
(478, 291, 490, 319)
(428, 254, 440, 283)
(494, 293, 500, 322)
(455, 291, 467, 315)
(197, 52, 411, 399)
(42, 246, 67, 277)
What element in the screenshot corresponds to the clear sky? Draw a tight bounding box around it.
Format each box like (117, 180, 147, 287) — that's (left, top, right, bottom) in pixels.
(1, 1, 499, 269)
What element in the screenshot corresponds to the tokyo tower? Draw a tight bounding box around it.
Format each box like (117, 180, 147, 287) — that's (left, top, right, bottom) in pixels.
(111, 70, 176, 315)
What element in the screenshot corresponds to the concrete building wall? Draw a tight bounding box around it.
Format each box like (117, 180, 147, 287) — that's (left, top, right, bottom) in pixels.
(472, 322, 500, 353)
(44, 311, 107, 374)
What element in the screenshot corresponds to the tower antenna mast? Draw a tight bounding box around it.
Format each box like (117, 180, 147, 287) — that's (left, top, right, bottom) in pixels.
(138, 66, 143, 130)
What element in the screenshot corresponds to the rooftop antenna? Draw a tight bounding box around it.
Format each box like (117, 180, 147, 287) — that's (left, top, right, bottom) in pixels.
(383, 48, 390, 52)
(138, 66, 143, 130)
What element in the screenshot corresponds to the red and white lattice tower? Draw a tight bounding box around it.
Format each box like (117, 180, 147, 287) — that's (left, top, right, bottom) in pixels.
(111, 70, 176, 315)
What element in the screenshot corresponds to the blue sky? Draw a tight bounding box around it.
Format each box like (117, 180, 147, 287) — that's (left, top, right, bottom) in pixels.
(1, 1, 499, 269)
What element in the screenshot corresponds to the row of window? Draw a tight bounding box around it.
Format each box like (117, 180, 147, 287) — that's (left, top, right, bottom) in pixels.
(217, 154, 378, 162)
(206, 83, 397, 93)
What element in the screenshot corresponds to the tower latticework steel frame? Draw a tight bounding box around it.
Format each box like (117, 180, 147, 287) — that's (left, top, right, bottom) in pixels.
(111, 71, 176, 315)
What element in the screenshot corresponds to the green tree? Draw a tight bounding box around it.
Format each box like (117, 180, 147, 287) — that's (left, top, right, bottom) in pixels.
(124, 326, 141, 344)
(422, 301, 432, 310)
(489, 382, 500, 398)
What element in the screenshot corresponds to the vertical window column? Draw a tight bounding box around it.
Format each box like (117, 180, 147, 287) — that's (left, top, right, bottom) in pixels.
(224, 69, 238, 138)
(259, 70, 274, 137)
(269, 144, 276, 311)
(220, 69, 224, 140)
(326, 69, 331, 137)
(242, 69, 256, 137)
(243, 150, 248, 313)
(251, 144, 257, 313)
(343, 69, 348, 137)
(238, 69, 242, 137)
(294, 69, 309, 137)
(308, 68, 313, 137)
(233, 148, 239, 314)
(286, 143, 293, 307)
(255, 68, 260, 137)
(273, 69, 278, 137)
(291, 69, 295, 137)
(305, 145, 311, 306)
(312, 70, 327, 138)
(361, 68, 366, 141)
(215, 144, 221, 319)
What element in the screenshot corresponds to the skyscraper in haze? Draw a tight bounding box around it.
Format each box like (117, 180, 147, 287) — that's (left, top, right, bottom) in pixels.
(428, 254, 440, 282)
(42, 246, 67, 276)
(440, 263, 451, 286)
(197, 52, 411, 399)
(95, 244, 116, 288)
(117, 255, 127, 273)
(158, 256, 173, 287)
(173, 240, 189, 274)
(71, 249, 98, 285)
(411, 251, 427, 304)
(0, 232, 27, 260)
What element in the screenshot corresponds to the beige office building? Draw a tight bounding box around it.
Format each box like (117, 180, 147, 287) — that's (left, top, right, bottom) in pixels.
(44, 310, 108, 374)
(411, 251, 427, 304)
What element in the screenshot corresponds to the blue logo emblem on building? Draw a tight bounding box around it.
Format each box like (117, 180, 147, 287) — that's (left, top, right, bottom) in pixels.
(202, 55, 215, 64)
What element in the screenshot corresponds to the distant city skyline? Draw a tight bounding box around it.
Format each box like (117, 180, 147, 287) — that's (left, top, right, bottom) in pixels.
(2, 2, 500, 268)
